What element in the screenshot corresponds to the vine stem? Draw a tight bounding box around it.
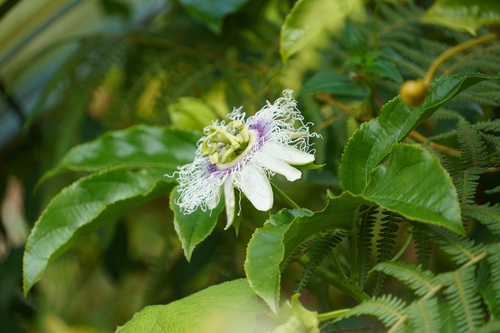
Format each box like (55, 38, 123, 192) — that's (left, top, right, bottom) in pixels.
(484, 167, 500, 174)
(423, 33, 498, 85)
(390, 229, 413, 262)
(271, 182, 300, 209)
(408, 131, 461, 158)
(317, 308, 351, 322)
(461, 251, 487, 269)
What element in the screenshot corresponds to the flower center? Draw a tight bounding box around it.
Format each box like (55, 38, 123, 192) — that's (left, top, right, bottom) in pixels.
(200, 120, 252, 165)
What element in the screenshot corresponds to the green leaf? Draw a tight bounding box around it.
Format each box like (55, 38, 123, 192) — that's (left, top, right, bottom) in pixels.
(344, 19, 367, 56)
(39, 125, 199, 185)
(23, 168, 173, 295)
(178, 0, 250, 33)
(245, 209, 311, 313)
(421, 0, 500, 35)
(364, 144, 463, 234)
(339, 73, 500, 195)
(368, 60, 404, 83)
(280, 0, 364, 61)
(245, 192, 367, 312)
(116, 279, 266, 333)
(299, 72, 369, 97)
(170, 186, 225, 262)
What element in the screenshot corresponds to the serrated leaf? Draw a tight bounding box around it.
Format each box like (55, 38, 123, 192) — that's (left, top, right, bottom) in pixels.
(23, 168, 173, 295)
(364, 144, 463, 234)
(170, 186, 225, 262)
(280, 0, 364, 61)
(178, 0, 249, 33)
(421, 0, 500, 35)
(116, 279, 265, 333)
(245, 192, 368, 312)
(298, 71, 369, 97)
(39, 125, 199, 185)
(339, 73, 500, 195)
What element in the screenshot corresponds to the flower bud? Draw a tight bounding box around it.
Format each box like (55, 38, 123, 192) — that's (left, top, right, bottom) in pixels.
(399, 79, 428, 107)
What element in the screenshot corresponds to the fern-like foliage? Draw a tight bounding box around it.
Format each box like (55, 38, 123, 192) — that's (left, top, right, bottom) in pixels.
(283, 233, 321, 269)
(484, 244, 500, 318)
(296, 230, 347, 293)
(440, 266, 484, 332)
(342, 249, 492, 332)
(485, 186, 500, 195)
(462, 204, 500, 238)
(405, 297, 442, 333)
(474, 119, 500, 133)
(372, 210, 401, 296)
(372, 261, 437, 297)
(426, 226, 483, 265)
(457, 118, 490, 169)
(454, 168, 483, 206)
(480, 133, 500, 160)
(475, 321, 500, 333)
(357, 208, 377, 290)
(412, 223, 433, 270)
(339, 294, 407, 328)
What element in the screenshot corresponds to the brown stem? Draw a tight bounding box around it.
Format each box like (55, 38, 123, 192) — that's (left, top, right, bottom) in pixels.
(408, 131, 461, 158)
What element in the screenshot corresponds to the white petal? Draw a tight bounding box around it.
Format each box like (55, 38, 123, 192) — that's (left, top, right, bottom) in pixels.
(253, 151, 302, 182)
(223, 175, 235, 229)
(237, 166, 273, 211)
(207, 194, 218, 210)
(265, 142, 315, 165)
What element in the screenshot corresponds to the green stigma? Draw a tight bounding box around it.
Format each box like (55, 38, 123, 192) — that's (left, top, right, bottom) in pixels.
(201, 120, 251, 165)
